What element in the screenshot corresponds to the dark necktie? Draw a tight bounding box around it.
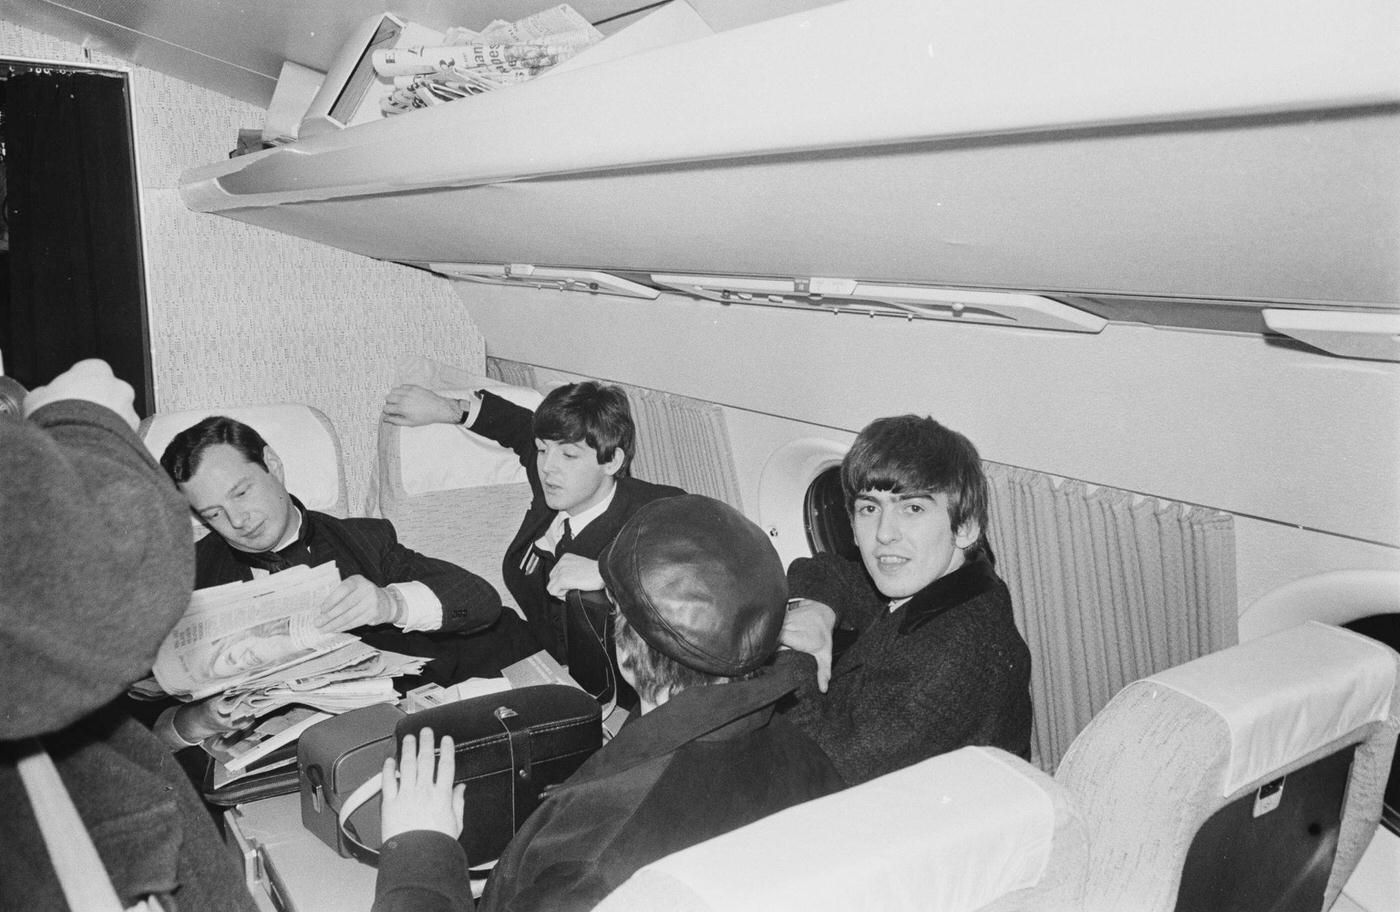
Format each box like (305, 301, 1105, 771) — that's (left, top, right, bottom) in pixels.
(557, 517, 574, 554)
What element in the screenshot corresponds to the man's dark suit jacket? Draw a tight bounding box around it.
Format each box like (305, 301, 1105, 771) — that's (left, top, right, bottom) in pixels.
(472, 391, 684, 660)
(779, 545, 1033, 785)
(194, 505, 504, 686)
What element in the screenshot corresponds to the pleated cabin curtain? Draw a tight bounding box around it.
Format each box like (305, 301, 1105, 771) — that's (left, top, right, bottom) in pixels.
(624, 384, 744, 513)
(2, 70, 149, 414)
(984, 464, 1237, 771)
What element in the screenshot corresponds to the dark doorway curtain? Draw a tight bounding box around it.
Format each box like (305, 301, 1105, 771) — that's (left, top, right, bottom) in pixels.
(1, 69, 151, 415)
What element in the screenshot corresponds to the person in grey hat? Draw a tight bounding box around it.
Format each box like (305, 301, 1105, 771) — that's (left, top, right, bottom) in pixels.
(0, 360, 256, 911)
(372, 494, 846, 912)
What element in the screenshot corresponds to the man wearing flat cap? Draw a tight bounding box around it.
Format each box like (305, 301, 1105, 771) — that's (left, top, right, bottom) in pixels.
(371, 494, 846, 912)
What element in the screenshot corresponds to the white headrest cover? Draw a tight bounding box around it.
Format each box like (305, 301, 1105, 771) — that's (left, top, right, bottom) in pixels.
(142, 404, 342, 512)
(396, 378, 542, 495)
(616, 746, 1055, 912)
(1147, 620, 1397, 796)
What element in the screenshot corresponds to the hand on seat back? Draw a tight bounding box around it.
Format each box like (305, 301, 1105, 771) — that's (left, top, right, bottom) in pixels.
(381, 384, 464, 427)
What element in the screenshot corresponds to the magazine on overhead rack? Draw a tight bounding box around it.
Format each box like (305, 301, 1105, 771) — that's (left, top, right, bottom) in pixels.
(373, 4, 603, 113)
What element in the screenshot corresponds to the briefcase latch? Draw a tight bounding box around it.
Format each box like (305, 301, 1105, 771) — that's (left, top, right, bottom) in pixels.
(306, 765, 326, 813)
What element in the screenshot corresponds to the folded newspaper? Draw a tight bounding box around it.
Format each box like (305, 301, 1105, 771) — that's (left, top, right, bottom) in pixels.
(374, 4, 603, 113)
(151, 562, 427, 703)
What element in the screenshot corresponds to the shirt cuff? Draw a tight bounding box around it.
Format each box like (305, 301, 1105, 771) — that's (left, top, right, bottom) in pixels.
(455, 391, 484, 429)
(154, 705, 203, 750)
(390, 581, 443, 632)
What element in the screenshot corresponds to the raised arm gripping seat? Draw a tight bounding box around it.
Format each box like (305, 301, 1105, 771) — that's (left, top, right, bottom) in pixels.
(1056, 620, 1400, 912)
(140, 403, 350, 526)
(373, 376, 541, 614)
(594, 746, 1088, 912)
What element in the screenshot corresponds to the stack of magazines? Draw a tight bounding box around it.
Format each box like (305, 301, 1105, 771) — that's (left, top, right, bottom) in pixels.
(373, 4, 603, 114)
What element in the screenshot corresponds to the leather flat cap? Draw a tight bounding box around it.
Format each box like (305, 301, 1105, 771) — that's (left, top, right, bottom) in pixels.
(601, 494, 787, 676)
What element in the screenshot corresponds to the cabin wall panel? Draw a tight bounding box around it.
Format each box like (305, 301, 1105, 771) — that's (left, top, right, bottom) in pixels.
(458, 283, 1400, 608)
(0, 19, 486, 508)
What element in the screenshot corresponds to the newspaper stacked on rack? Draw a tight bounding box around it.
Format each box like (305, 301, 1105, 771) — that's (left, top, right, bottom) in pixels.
(373, 4, 602, 114)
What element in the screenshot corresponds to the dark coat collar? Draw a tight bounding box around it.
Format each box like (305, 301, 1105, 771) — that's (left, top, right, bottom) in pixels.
(897, 544, 1001, 635)
(559, 663, 802, 789)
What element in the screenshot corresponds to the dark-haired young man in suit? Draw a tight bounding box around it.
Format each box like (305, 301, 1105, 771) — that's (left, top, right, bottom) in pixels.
(155, 415, 517, 745)
(777, 414, 1033, 786)
(382, 381, 684, 666)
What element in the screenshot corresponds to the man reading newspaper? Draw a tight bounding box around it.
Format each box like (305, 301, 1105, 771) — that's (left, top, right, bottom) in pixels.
(148, 414, 536, 749)
(145, 561, 424, 778)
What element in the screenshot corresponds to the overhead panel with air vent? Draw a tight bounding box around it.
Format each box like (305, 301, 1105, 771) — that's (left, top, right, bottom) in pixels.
(649, 275, 1107, 333)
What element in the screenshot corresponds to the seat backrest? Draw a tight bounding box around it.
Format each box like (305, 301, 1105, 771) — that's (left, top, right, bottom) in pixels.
(140, 403, 349, 527)
(1238, 569, 1400, 642)
(594, 746, 1088, 912)
(373, 374, 540, 613)
(1056, 620, 1400, 912)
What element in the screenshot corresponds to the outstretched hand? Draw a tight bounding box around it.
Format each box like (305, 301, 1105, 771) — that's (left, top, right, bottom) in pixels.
(381, 727, 466, 842)
(382, 384, 462, 427)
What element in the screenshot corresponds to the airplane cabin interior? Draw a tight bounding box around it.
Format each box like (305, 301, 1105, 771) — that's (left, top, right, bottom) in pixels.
(0, 1, 1396, 910)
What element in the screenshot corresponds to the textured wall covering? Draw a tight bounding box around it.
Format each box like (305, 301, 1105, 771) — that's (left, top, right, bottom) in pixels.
(1, 20, 487, 509)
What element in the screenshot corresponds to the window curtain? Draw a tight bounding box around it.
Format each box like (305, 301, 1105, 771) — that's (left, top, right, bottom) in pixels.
(2, 70, 149, 413)
(984, 464, 1237, 771)
(623, 383, 744, 512)
(486, 356, 537, 390)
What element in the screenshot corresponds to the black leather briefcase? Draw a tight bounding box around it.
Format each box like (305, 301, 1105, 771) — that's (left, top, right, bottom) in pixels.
(313, 685, 602, 868)
(398, 683, 602, 869)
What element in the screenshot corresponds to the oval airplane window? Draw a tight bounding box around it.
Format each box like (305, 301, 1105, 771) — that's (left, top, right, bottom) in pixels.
(804, 466, 858, 561)
(755, 436, 851, 569)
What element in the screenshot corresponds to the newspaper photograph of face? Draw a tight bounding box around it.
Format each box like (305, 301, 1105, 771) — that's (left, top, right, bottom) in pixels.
(206, 617, 309, 679)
